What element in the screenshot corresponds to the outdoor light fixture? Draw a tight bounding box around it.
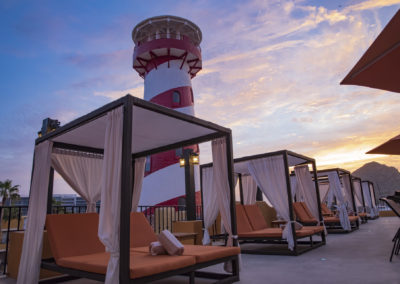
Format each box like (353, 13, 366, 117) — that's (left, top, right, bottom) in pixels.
(190, 153, 199, 165)
(179, 148, 199, 221)
(179, 152, 199, 167)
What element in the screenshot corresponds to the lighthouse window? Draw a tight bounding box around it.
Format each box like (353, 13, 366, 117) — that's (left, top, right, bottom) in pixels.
(145, 156, 151, 172)
(190, 88, 194, 103)
(172, 91, 180, 104)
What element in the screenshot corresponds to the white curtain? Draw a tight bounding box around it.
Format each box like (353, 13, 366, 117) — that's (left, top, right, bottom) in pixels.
(294, 165, 320, 221)
(98, 107, 123, 284)
(352, 180, 363, 208)
(51, 151, 102, 213)
(248, 156, 295, 250)
(212, 137, 233, 246)
(327, 172, 351, 231)
(326, 186, 335, 208)
(318, 183, 330, 203)
(362, 182, 375, 217)
(202, 166, 218, 245)
(17, 141, 53, 284)
(369, 184, 379, 216)
(341, 175, 354, 212)
(242, 175, 257, 205)
(131, 157, 146, 212)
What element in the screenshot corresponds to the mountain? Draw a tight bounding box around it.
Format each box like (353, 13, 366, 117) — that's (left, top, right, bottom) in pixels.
(352, 161, 400, 198)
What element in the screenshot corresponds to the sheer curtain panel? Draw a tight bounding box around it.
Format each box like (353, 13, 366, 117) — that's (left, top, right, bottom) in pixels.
(201, 166, 218, 245)
(98, 107, 123, 284)
(242, 175, 257, 205)
(294, 165, 320, 221)
(212, 137, 233, 246)
(51, 151, 102, 212)
(248, 156, 295, 250)
(17, 141, 53, 284)
(327, 172, 351, 231)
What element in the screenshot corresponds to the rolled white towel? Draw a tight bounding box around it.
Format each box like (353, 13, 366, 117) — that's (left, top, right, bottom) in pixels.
(149, 241, 167, 256)
(158, 230, 184, 256)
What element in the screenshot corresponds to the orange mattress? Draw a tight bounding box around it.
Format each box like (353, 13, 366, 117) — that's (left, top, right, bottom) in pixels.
(132, 244, 240, 263)
(57, 251, 196, 279)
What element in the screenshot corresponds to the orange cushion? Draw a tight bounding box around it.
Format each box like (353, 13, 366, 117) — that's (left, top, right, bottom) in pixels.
(321, 203, 332, 215)
(46, 213, 105, 261)
(58, 251, 196, 279)
(132, 245, 240, 263)
(238, 228, 283, 238)
(235, 204, 254, 234)
(130, 212, 157, 248)
(293, 202, 313, 223)
(323, 216, 340, 223)
(358, 212, 367, 217)
(243, 204, 269, 230)
(348, 216, 359, 222)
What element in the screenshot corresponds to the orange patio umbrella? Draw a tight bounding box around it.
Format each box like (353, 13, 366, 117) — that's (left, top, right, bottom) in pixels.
(341, 9, 400, 93)
(367, 134, 400, 155)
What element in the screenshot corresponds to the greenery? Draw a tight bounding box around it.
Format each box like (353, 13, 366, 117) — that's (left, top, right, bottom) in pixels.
(0, 179, 21, 221)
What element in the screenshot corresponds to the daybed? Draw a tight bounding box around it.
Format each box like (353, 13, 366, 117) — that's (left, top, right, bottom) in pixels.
(43, 212, 240, 283)
(18, 95, 240, 284)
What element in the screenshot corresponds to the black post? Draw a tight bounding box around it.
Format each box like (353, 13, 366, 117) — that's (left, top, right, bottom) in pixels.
(359, 179, 366, 211)
(312, 161, 325, 243)
(283, 151, 297, 254)
(120, 97, 133, 284)
(183, 149, 196, 221)
(348, 174, 359, 227)
(200, 165, 205, 228)
(226, 133, 239, 277)
(238, 174, 244, 205)
(256, 187, 263, 201)
(47, 167, 55, 214)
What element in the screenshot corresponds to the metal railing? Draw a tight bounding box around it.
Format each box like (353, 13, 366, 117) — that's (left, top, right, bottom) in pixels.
(138, 205, 203, 234)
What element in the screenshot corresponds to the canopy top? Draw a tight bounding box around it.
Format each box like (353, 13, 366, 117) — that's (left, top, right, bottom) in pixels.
(37, 95, 230, 158)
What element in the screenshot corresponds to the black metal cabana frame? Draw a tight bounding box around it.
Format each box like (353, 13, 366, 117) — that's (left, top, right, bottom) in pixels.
(352, 176, 368, 224)
(316, 168, 360, 232)
(361, 180, 379, 220)
(200, 150, 326, 256)
(31, 95, 239, 283)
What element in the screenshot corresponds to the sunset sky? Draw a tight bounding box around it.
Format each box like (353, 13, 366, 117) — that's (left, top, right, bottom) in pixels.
(1, 0, 400, 196)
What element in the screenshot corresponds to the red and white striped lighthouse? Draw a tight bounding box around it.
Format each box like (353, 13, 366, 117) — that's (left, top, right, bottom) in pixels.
(132, 15, 202, 206)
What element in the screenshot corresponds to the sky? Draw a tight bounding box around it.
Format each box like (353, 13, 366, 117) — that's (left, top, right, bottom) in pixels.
(1, 0, 400, 196)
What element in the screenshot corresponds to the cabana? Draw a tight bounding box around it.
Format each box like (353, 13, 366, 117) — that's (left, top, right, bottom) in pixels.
(200, 150, 326, 256)
(361, 180, 379, 219)
(352, 177, 368, 223)
(316, 168, 360, 232)
(17, 95, 240, 284)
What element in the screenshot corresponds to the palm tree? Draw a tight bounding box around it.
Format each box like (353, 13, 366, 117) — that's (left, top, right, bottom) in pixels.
(0, 179, 20, 236)
(0, 179, 20, 208)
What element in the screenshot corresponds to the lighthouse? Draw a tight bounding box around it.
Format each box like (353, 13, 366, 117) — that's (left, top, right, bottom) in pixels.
(132, 16, 202, 206)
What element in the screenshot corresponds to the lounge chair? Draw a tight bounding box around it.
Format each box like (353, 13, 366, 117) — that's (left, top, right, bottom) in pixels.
(235, 204, 324, 255)
(320, 203, 364, 224)
(43, 213, 240, 283)
(293, 202, 359, 232)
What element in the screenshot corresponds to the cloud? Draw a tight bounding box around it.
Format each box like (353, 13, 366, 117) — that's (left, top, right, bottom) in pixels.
(190, 0, 400, 170)
(94, 85, 144, 100)
(345, 0, 400, 12)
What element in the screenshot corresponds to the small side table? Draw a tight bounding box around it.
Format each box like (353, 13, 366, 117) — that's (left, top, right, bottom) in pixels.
(173, 232, 198, 245)
(271, 220, 287, 228)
